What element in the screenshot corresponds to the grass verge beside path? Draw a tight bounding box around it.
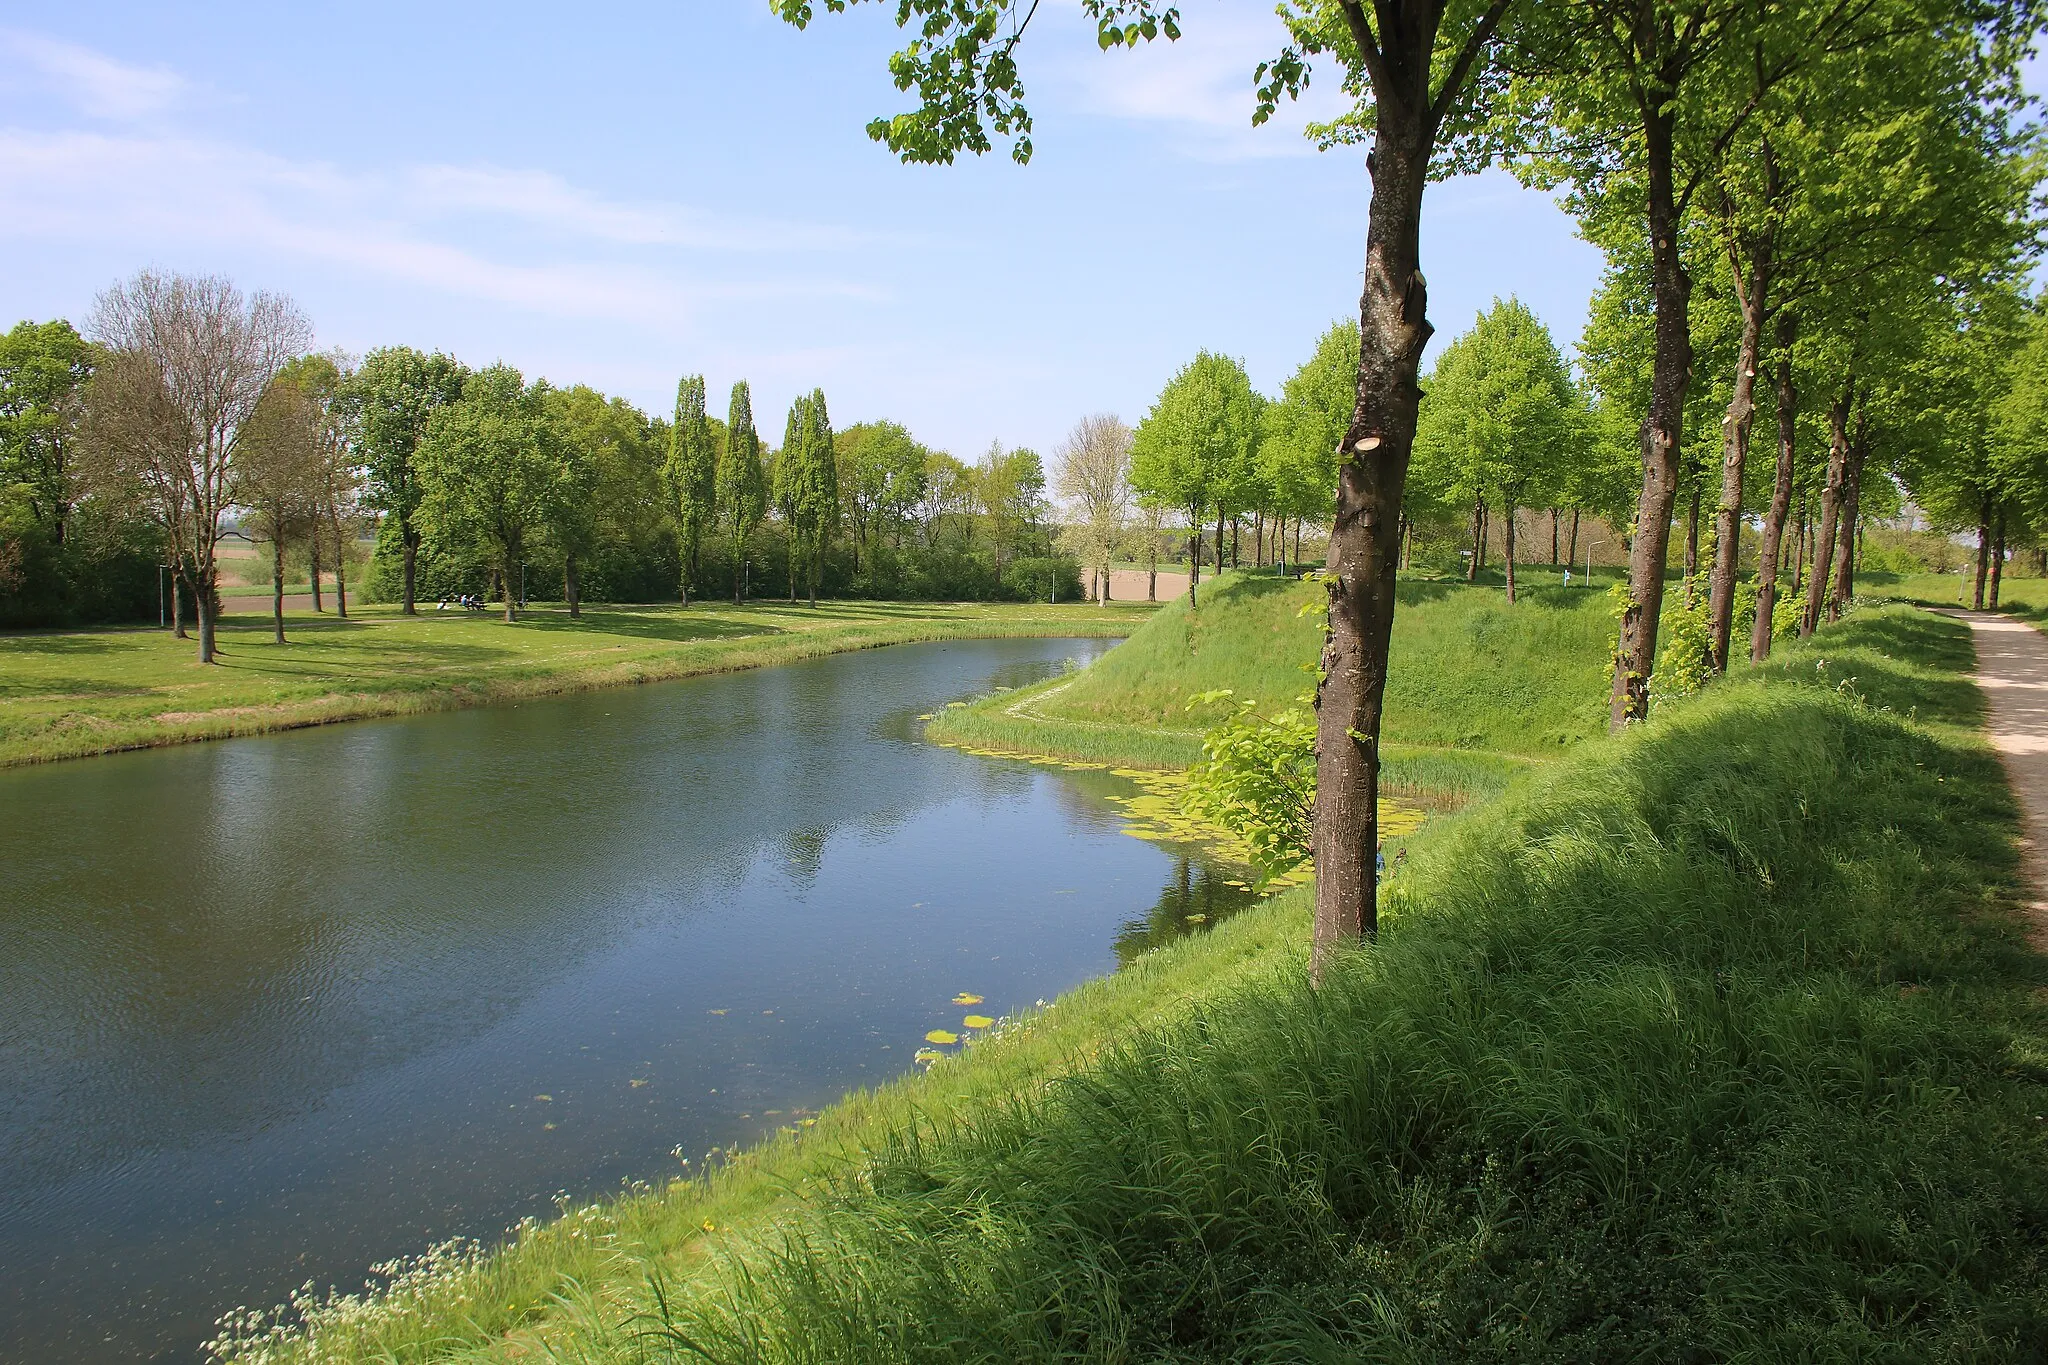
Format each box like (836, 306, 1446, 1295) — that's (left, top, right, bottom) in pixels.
(219, 605, 2048, 1362)
(0, 599, 1153, 768)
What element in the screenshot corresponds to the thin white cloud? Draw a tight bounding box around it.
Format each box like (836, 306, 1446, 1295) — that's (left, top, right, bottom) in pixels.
(0, 128, 888, 331)
(402, 164, 883, 252)
(1, 29, 188, 121)
(1039, 6, 1354, 162)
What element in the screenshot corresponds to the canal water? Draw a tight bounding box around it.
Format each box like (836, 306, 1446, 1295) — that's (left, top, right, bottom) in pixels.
(0, 637, 1262, 1363)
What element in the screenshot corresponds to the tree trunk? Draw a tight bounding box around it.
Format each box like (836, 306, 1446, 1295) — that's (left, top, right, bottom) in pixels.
(567, 550, 582, 618)
(271, 537, 286, 645)
(1802, 376, 1855, 636)
(503, 556, 518, 622)
(1230, 517, 1240, 568)
(196, 565, 218, 663)
(401, 523, 419, 615)
(1503, 495, 1519, 603)
(1254, 510, 1264, 567)
(1706, 204, 1773, 673)
(172, 566, 187, 639)
(1611, 96, 1692, 729)
(1683, 485, 1701, 604)
(1187, 517, 1201, 606)
(1467, 494, 1484, 582)
(1312, 85, 1436, 981)
(1973, 505, 1991, 611)
(1750, 316, 1798, 664)
(1214, 516, 1225, 580)
(1828, 418, 1867, 624)
(1148, 564, 1157, 602)
(810, 540, 821, 607)
(1550, 508, 1560, 566)
(1568, 509, 1580, 570)
(1991, 508, 2006, 610)
(333, 511, 349, 620)
(1790, 495, 1807, 599)
(309, 537, 324, 612)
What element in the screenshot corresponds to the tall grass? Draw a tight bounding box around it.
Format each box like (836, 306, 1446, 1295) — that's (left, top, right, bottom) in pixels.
(1041, 571, 1616, 753)
(537, 609, 2048, 1362)
(928, 572, 1613, 785)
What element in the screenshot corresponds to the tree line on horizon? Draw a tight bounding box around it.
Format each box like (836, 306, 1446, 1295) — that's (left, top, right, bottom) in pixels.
(0, 287, 1108, 641)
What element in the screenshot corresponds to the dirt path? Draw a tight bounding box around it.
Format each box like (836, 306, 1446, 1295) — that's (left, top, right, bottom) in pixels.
(1944, 609, 2048, 949)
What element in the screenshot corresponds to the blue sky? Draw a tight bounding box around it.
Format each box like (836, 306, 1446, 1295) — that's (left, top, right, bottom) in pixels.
(5, 3, 1647, 457)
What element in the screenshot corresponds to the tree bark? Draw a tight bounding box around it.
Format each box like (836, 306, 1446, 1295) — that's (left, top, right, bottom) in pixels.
(333, 510, 349, 620)
(1503, 494, 1519, 603)
(196, 565, 218, 663)
(401, 523, 419, 615)
(1683, 485, 1701, 604)
(172, 566, 187, 639)
(309, 537, 324, 612)
(1312, 61, 1439, 981)
(1706, 203, 1773, 673)
(503, 555, 518, 622)
(1802, 376, 1855, 636)
(1550, 507, 1560, 566)
(1568, 509, 1580, 570)
(1991, 508, 2006, 610)
(1467, 494, 1485, 582)
(1973, 504, 1991, 610)
(1790, 495, 1807, 599)
(1750, 316, 1798, 663)
(1611, 92, 1692, 729)
(1186, 517, 1201, 606)
(271, 538, 286, 645)
(1828, 417, 1866, 624)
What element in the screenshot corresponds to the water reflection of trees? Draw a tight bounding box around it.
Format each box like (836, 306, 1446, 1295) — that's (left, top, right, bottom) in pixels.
(1113, 855, 1262, 964)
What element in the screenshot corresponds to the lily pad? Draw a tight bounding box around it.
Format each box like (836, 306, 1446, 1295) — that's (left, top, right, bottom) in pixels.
(924, 1029, 960, 1044)
(962, 1014, 994, 1029)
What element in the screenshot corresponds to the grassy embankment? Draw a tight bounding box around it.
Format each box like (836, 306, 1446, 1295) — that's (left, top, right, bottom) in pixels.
(0, 599, 1151, 768)
(1887, 568, 2048, 618)
(218, 596, 2048, 1363)
(930, 571, 1612, 803)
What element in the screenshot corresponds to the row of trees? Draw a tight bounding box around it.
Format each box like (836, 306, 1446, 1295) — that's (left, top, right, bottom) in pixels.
(1, 277, 1100, 646)
(779, 0, 2045, 972)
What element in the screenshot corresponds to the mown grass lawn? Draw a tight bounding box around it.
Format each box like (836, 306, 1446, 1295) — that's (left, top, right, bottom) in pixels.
(0, 598, 1155, 767)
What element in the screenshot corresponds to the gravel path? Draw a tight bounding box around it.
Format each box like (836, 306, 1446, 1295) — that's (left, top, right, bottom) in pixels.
(1945, 609, 2048, 950)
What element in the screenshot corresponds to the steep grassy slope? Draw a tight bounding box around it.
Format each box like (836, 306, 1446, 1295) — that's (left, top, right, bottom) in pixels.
(1043, 572, 1615, 750)
(928, 571, 1607, 799)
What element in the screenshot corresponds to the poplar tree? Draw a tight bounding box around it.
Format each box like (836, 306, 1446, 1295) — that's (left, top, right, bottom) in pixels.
(792, 388, 839, 605)
(662, 375, 717, 605)
(717, 381, 766, 604)
(777, 395, 809, 602)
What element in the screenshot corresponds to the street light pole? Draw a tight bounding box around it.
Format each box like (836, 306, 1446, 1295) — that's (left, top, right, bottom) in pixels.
(1585, 539, 1604, 587)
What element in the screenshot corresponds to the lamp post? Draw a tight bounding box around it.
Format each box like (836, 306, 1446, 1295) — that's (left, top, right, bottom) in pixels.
(1584, 539, 1604, 587)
